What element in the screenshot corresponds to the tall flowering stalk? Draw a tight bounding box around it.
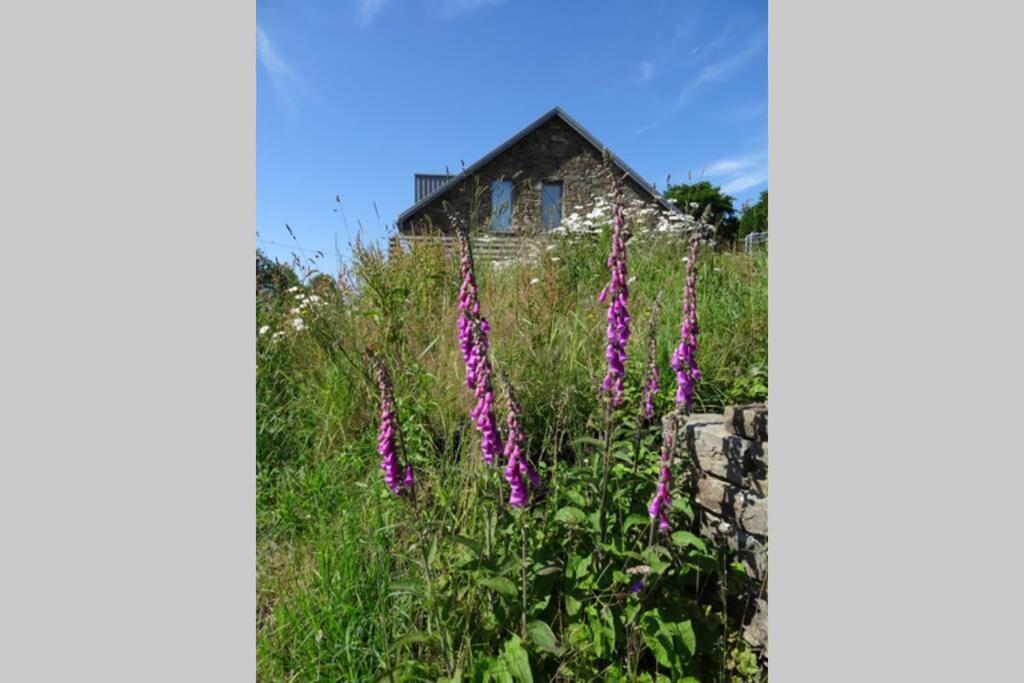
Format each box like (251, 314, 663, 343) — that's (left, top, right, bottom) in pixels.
(455, 218, 504, 465)
(648, 431, 674, 533)
(370, 352, 414, 495)
(599, 171, 631, 407)
(500, 374, 541, 508)
(671, 225, 702, 412)
(641, 298, 661, 422)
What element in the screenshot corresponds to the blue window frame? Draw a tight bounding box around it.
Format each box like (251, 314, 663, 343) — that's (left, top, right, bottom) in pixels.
(541, 182, 563, 229)
(490, 179, 513, 231)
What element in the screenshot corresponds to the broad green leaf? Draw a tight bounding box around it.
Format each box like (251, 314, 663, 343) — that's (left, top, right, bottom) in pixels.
(554, 506, 587, 525)
(671, 531, 708, 552)
(480, 575, 518, 596)
(500, 635, 533, 683)
(526, 619, 562, 655)
(624, 513, 650, 531)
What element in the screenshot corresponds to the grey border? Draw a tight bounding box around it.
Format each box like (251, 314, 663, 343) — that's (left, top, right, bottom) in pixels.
(772, 1, 1023, 679)
(0, 1, 254, 680)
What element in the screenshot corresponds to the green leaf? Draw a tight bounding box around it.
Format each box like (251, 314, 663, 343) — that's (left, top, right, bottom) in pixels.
(570, 435, 605, 450)
(670, 531, 708, 552)
(480, 576, 518, 596)
(392, 630, 437, 650)
(624, 513, 649, 531)
(500, 635, 533, 683)
(554, 506, 587, 525)
(526, 619, 563, 655)
(451, 534, 485, 558)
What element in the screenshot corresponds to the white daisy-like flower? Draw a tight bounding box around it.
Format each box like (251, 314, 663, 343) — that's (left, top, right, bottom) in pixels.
(259, 325, 270, 336)
(291, 318, 305, 331)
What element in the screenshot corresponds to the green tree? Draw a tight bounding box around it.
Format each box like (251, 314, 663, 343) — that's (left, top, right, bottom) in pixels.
(256, 249, 299, 293)
(663, 181, 740, 242)
(738, 190, 768, 238)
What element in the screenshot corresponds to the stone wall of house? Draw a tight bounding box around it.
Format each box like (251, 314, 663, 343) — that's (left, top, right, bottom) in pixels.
(403, 116, 659, 234)
(664, 403, 769, 656)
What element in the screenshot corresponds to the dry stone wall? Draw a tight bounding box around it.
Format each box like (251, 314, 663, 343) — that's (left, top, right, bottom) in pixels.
(664, 403, 769, 655)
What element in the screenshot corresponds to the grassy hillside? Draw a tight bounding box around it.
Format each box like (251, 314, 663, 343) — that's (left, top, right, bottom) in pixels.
(257, 225, 767, 681)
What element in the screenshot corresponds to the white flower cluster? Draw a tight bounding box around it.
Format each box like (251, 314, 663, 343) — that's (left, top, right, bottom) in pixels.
(259, 286, 327, 343)
(551, 194, 704, 241)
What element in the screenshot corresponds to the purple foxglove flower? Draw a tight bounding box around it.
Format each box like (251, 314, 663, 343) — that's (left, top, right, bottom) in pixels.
(648, 433, 674, 532)
(502, 378, 540, 507)
(600, 175, 631, 407)
(455, 223, 505, 465)
(671, 229, 702, 411)
(372, 354, 413, 496)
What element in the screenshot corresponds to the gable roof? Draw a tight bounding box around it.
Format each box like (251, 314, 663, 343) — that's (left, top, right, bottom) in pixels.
(396, 107, 680, 227)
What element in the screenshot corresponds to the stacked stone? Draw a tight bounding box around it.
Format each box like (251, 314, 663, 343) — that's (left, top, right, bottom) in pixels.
(668, 404, 769, 655)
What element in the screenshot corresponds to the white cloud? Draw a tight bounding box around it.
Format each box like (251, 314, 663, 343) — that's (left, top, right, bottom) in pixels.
(257, 25, 300, 118)
(700, 151, 768, 196)
(356, 0, 388, 28)
(640, 61, 654, 82)
(440, 0, 507, 20)
(721, 170, 768, 195)
(678, 31, 765, 106)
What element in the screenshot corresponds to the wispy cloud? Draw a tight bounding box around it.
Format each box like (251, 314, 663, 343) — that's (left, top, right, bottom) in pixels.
(439, 0, 507, 20)
(355, 0, 388, 28)
(699, 151, 768, 196)
(678, 31, 765, 106)
(257, 25, 301, 119)
(639, 61, 654, 82)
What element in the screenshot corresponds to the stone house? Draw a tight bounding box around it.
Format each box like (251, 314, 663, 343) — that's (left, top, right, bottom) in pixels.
(394, 107, 679, 243)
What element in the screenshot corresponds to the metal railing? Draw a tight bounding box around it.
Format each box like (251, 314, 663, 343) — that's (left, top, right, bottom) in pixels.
(744, 232, 768, 253)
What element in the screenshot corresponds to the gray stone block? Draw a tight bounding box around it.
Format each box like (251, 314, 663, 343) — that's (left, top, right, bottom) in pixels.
(723, 404, 768, 441)
(696, 475, 768, 536)
(743, 598, 768, 652)
(688, 423, 762, 486)
(699, 509, 768, 580)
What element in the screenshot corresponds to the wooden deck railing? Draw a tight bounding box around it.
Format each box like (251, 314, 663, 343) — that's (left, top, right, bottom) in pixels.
(388, 233, 547, 263)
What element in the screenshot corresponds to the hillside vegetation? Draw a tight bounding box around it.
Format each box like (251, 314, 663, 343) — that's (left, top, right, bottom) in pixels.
(257, 218, 767, 681)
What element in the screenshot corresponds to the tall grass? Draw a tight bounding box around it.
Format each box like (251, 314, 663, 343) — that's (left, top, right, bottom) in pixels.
(257, 229, 767, 681)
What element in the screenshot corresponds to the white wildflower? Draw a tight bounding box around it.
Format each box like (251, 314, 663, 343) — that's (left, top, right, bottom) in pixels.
(529, 277, 541, 285)
(291, 318, 305, 331)
(259, 325, 270, 336)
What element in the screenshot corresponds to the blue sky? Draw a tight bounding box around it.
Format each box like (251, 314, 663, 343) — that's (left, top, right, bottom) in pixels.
(257, 0, 767, 269)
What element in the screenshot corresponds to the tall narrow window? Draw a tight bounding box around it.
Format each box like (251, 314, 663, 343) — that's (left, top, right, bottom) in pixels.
(541, 182, 563, 229)
(490, 179, 513, 231)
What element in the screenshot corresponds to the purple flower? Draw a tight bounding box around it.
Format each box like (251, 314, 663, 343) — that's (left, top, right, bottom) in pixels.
(671, 230, 702, 411)
(648, 433, 674, 533)
(456, 225, 504, 464)
(629, 579, 645, 595)
(502, 381, 540, 507)
(600, 175, 631, 407)
(372, 354, 413, 496)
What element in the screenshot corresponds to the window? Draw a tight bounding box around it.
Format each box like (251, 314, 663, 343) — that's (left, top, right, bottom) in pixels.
(541, 182, 563, 229)
(490, 179, 513, 231)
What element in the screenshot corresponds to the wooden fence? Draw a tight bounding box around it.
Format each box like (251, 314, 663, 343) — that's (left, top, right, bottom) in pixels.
(387, 233, 546, 263)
